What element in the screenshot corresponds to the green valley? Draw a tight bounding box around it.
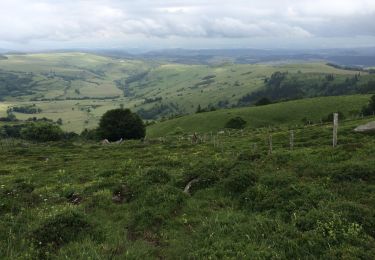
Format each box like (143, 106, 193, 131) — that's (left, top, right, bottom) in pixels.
(1, 52, 374, 133)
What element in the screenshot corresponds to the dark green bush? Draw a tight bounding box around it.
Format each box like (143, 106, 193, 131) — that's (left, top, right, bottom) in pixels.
(221, 169, 258, 197)
(362, 94, 375, 116)
(31, 211, 93, 257)
(255, 97, 272, 106)
(98, 108, 145, 141)
(80, 128, 100, 140)
(322, 111, 346, 122)
(225, 116, 247, 129)
(20, 122, 63, 142)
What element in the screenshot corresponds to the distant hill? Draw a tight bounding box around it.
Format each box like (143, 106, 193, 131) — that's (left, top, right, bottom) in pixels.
(0, 55, 7, 60)
(127, 47, 375, 67)
(147, 95, 371, 137)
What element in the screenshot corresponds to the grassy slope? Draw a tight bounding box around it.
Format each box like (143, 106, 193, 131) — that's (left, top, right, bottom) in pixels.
(128, 62, 363, 114)
(147, 95, 371, 137)
(1, 117, 375, 258)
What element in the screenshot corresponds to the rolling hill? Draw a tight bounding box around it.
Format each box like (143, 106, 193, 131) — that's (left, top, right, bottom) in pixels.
(0, 52, 374, 133)
(147, 95, 372, 137)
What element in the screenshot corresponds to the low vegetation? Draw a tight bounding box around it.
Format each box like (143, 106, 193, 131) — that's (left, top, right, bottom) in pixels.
(147, 94, 371, 137)
(20, 122, 64, 142)
(225, 116, 247, 129)
(1, 114, 374, 258)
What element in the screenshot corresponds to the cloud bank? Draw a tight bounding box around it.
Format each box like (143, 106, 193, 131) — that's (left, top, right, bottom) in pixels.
(0, 0, 374, 49)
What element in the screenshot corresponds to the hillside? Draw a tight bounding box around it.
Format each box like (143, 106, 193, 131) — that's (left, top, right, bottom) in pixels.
(147, 95, 371, 137)
(1, 116, 375, 258)
(1, 52, 374, 133)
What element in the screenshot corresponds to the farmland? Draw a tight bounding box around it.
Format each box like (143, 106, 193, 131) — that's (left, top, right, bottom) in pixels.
(1, 52, 374, 133)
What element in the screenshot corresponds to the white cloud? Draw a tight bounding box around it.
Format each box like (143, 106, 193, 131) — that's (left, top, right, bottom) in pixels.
(0, 0, 374, 49)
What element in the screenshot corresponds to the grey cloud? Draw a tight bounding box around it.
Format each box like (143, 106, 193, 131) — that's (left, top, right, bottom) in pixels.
(0, 0, 374, 49)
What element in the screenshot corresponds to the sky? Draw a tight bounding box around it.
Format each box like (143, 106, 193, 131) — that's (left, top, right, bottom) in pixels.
(0, 0, 375, 51)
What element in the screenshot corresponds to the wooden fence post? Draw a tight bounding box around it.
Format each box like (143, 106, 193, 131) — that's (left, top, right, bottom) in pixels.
(290, 130, 294, 150)
(333, 113, 338, 148)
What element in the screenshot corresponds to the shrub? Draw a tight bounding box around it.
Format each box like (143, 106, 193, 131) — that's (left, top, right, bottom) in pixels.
(255, 97, 272, 106)
(225, 117, 247, 129)
(31, 211, 93, 257)
(80, 128, 100, 140)
(362, 94, 375, 116)
(0, 124, 26, 138)
(20, 122, 63, 142)
(221, 170, 258, 197)
(98, 108, 145, 141)
(173, 127, 184, 135)
(322, 111, 345, 122)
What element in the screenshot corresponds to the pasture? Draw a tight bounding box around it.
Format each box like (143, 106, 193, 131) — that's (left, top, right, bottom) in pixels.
(1, 116, 375, 259)
(1, 53, 373, 133)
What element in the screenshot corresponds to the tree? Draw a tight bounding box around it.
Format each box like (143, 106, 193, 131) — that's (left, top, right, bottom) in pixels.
(196, 104, 202, 113)
(21, 122, 63, 142)
(225, 117, 247, 129)
(322, 111, 346, 123)
(98, 108, 145, 141)
(362, 95, 375, 116)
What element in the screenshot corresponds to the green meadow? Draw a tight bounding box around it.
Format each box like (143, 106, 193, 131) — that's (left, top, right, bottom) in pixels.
(1, 116, 375, 259)
(148, 95, 371, 137)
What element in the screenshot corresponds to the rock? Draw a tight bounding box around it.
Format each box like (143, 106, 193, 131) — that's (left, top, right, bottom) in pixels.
(183, 178, 200, 195)
(67, 193, 82, 205)
(112, 194, 123, 203)
(354, 121, 375, 133)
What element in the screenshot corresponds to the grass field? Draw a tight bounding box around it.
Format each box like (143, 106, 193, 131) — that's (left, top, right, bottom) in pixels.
(147, 95, 371, 137)
(1, 52, 373, 133)
(1, 53, 375, 258)
(1, 116, 375, 259)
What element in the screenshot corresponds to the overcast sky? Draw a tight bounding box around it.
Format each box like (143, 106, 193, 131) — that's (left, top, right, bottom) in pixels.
(0, 0, 375, 51)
